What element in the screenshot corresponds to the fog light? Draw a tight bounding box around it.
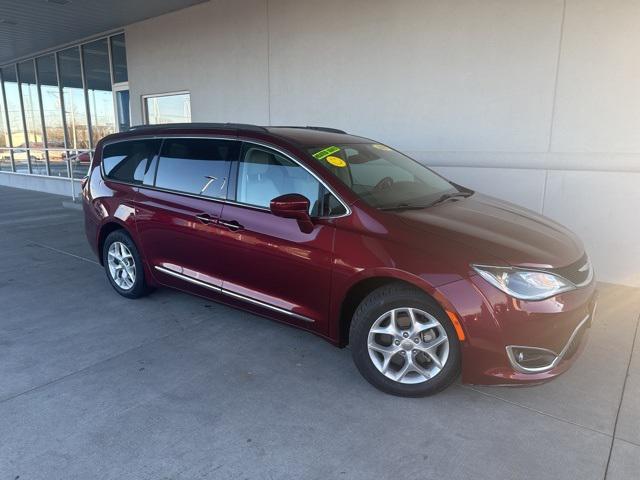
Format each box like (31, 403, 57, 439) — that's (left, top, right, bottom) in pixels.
(506, 346, 558, 373)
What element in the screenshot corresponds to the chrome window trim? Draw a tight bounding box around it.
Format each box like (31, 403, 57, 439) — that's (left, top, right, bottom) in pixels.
(154, 265, 315, 323)
(506, 311, 592, 374)
(98, 134, 352, 219)
(237, 138, 352, 219)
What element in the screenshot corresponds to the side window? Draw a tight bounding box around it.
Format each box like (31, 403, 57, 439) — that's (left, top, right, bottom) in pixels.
(236, 144, 327, 215)
(321, 187, 348, 217)
(155, 138, 239, 199)
(102, 139, 161, 184)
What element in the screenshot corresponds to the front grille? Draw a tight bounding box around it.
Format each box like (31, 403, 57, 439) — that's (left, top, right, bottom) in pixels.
(551, 253, 592, 286)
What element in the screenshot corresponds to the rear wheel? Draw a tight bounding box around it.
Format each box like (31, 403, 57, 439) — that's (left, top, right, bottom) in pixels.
(350, 283, 461, 397)
(102, 230, 150, 299)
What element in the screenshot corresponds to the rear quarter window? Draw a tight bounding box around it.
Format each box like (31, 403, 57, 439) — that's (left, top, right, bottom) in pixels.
(102, 139, 162, 185)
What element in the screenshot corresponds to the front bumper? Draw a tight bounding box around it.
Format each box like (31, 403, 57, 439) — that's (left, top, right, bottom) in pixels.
(435, 274, 597, 385)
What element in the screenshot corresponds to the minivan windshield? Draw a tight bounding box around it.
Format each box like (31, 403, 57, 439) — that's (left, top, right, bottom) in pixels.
(307, 143, 467, 209)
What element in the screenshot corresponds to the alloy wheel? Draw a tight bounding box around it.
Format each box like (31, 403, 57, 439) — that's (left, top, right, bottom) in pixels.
(367, 307, 449, 384)
(107, 241, 136, 290)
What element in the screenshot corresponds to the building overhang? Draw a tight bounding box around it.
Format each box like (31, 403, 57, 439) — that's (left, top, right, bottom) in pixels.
(0, 0, 206, 65)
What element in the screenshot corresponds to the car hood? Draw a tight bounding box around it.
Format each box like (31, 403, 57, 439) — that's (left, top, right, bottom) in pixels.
(394, 193, 584, 268)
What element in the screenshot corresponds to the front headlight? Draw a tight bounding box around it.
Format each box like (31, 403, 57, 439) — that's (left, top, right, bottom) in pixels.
(472, 265, 574, 301)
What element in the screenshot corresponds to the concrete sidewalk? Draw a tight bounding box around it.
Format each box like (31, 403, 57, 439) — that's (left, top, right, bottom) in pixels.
(0, 185, 638, 480)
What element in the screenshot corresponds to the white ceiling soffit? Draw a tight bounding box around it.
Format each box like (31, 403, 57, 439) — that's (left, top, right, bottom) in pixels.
(0, 0, 207, 65)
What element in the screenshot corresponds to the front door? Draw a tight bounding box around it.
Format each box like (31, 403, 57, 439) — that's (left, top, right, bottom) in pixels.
(215, 142, 341, 334)
(135, 137, 240, 293)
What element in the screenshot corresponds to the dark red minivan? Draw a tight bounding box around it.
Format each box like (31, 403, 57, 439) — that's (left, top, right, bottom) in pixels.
(83, 123, 597, 396)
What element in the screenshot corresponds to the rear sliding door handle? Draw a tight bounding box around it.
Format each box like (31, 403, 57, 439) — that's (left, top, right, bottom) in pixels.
(195, 213, 216, 225)
(219, 219, 244, 232)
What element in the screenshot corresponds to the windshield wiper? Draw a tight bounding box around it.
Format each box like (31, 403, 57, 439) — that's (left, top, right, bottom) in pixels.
(379, 192, 472, 211)
(378, 203, 431, 211)
(427, 191, 472, 208)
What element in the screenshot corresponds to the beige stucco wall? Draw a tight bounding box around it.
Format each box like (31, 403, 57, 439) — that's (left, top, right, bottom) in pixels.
(125, 0, 640, 286)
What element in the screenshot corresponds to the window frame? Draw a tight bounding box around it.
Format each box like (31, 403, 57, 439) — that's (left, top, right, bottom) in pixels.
(152, 136, 238, 200)
(233, 141, 325, 216)
(142, 91, 191, 125)
(99, 135, 351, 219)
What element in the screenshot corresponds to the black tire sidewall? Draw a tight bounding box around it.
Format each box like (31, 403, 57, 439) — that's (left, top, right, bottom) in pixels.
(350, 284, 461, 397)
(102, 230, 147, 299)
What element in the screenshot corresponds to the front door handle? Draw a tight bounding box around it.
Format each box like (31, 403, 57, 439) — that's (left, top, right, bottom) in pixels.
(195, 213, 216, 225)
(219, 219, 244, 232)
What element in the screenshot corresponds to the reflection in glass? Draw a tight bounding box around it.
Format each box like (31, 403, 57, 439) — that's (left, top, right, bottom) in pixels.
(83, 39, 116, 146)
(29, 150, 47, 175)
(110, 33, 128, 84)
(36, 55, 69, 177)
(144, 93, 191, 125)
(12, 149, 29, 173)
(0, 33, 126, 178)
(58, 47, 90, 150)
(69, 150, 92, 179)
(2, 66, 28, 172)
(18, 60, 44, 148)
(18, 60, 47, 174)
(48, 150, 69, 178)
(36, 55, 65, 149)
(115, 89, 130, 131)
(0, 75, 11, 171)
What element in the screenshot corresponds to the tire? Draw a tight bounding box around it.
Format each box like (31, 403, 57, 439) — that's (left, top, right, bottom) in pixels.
(102, 229, 151, 299)
(350, 283, 461, 397)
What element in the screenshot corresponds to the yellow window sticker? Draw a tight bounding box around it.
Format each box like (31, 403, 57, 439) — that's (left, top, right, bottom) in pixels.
(313, 146, 340, 160)
(372, 144, 392, 151)
(326, 156, 347, 168)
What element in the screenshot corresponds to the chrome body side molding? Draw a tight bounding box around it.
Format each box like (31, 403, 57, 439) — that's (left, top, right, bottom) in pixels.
(154, 265, 315, 323)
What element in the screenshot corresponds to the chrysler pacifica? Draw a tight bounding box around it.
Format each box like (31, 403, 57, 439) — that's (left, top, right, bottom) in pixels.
(82, 124, 597, 396)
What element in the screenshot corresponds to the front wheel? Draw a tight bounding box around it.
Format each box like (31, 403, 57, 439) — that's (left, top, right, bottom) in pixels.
(350, 283, 461, 397)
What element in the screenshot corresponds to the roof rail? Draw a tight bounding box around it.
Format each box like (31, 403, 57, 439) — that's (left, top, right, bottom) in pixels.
(272, 125, 348, 134)
(127, 123, 268, 133)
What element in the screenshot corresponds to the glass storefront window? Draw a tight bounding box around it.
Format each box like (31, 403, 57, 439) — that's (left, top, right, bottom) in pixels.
(0, 32, 126, 180)
(82, 39, 116, 148)
(110, 33, 128, 84)
(58, 47, 90, 151)
(144, 92, 191, 125)
(0, 75, 11, 171)
(1, 66, 28, 172)
(18, 60, 44, 148)
(36, 54, 68, 177)
(18, 60, 47, 174)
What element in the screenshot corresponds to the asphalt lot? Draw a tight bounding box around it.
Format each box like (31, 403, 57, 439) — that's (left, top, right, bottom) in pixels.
(1, 185, 639, 480)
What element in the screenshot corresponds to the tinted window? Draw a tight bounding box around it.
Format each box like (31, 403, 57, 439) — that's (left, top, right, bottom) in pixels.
(155, 138, 238, 199)
(103, 139, 161, 184)
(110, 33, 128, 84)
(236, 144, 345, 216)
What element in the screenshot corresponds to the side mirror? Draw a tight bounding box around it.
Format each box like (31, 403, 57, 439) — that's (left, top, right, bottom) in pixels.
(270, 193, 314, 233)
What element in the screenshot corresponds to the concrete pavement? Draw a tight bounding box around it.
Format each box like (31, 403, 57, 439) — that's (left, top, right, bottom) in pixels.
(0, 185, 638, 480)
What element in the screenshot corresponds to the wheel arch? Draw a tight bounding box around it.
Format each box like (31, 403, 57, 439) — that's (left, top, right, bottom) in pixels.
(97, 220, 130, 265)
(337, 271, 461, 347)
